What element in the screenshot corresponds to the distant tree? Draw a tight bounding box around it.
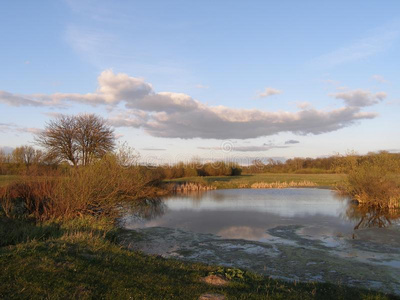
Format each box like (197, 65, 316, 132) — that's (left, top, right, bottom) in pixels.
(0, 149, 6, 163)
(12, 145, 36, 167)
(36, 114, 115, 166)
(0, 149, 7, 174)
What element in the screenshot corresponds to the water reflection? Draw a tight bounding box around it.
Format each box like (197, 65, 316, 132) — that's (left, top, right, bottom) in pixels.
(122, 189, 400, 242)
(123, 198, 166, 222)
(124, 189, 344, 240)
(346, 204, 400, 230)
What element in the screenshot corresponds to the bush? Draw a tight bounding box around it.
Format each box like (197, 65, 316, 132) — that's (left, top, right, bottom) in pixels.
(337, 152, 400, 209)
(0, 154, 161, 221)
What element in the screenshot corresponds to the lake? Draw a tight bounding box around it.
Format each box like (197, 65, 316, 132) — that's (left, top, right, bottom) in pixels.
(121, 188, 400, 295)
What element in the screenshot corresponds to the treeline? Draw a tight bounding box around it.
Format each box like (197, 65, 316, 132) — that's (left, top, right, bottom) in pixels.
(3, 146, 400, 178)
(155, 161, 242, 179)
(0, 145, 59, 176)
(242, 152, 400, 174)
(0, 145, 244, 179)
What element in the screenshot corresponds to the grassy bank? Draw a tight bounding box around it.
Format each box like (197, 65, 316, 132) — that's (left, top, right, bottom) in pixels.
(0, 216, 395, 300)
(167, 173, 345, 189)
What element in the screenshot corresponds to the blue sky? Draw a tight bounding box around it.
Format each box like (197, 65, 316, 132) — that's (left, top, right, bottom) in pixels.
(1, 0, 399, 163)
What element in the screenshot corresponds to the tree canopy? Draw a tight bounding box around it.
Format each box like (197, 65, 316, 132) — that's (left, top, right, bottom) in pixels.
(36, 114, 115, 166)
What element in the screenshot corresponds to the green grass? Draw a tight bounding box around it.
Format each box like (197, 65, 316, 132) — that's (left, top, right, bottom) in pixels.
(167, 173, 346, 189)
(0, 175, 19, 187)
(0, 216, 395, 299)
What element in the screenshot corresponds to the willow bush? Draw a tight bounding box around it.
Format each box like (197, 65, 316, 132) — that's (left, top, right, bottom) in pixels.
(0, 154, 161, 221)
(336, 152, 400, 209)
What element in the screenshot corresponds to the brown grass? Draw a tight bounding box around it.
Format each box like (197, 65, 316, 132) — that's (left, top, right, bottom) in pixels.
(250, 180, 317, 189)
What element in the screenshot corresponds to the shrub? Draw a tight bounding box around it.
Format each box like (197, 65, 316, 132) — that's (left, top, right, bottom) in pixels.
(336, 152, 400, 209)
(0, 154, 161, 221)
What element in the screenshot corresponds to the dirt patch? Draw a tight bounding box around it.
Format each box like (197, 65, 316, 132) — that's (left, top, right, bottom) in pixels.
(202, 274, 228, 286)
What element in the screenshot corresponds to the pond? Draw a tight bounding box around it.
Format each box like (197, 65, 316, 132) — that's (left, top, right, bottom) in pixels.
(120, 188, 400, 295)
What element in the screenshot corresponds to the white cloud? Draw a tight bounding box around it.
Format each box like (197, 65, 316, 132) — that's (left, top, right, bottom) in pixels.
(331, 89, 386, 107)
(0, 91, 49, 107)
(17, 127, 43, 135)
(195, 84, 209, 89)
(258, 87, 282, 98)
(0, 70, 382, 140)
(0, 122, 42, 136)
(372, 74, 387, 83)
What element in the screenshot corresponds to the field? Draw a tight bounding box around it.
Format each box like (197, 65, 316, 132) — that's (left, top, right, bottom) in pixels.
(167, 173, 346, 189)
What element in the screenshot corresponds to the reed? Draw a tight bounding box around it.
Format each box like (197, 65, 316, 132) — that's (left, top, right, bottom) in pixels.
(169, 182, 217, 193)
(250, 180, 317, 189)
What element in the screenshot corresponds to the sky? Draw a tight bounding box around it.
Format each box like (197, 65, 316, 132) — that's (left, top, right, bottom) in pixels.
(1, 0, 400, 164)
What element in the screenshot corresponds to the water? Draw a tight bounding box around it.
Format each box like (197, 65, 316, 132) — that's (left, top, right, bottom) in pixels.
(121, 188, 400, 295)
(124, 189, 353, 240)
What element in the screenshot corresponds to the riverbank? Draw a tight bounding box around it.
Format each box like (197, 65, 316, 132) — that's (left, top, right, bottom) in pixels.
(0, 215, 395, 299)
(166, 173, 345, 190)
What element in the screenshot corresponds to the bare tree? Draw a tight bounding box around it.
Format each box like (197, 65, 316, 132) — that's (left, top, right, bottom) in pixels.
(75, 114, 115, 166)
(36, 115, 78, 166)
(36, 114, 115, 166)
(12, 145, 37, 167)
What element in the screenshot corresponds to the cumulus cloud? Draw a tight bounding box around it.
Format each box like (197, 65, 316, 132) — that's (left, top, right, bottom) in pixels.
(0, 70, 383, 140)
(285, 140, 300, 145)
(0, 70, 152, 108)
(258, 87, 282, 98)
(331, 89, 386, 107)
